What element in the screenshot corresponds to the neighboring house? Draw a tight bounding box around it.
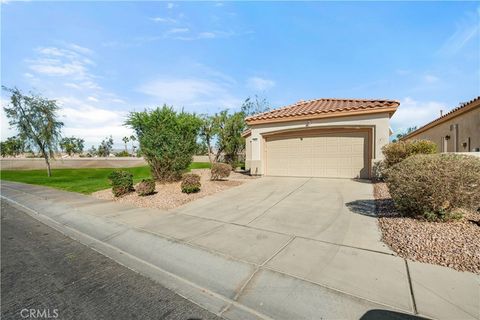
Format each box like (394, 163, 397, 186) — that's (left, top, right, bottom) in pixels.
(243, 98, 399, 179)
(401, 96, 480, 153)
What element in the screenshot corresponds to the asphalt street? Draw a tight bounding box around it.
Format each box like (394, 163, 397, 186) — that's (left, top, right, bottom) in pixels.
(1, 200, 222, 320)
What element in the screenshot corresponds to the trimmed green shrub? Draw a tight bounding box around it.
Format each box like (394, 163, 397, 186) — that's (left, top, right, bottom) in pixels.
(382, 139, 437, 169)
(386, 154, 480, 221)
(108, 170, 134, 197)
(126, 106, 202, 182)
(181, 173, 201, 194)
(136, 179, 156, 196)
(210, 162, 232, 181)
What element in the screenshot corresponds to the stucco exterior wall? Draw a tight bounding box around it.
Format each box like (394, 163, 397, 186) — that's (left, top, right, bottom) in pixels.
(246, 112, 392, 175)
(405, 106, 480, 152)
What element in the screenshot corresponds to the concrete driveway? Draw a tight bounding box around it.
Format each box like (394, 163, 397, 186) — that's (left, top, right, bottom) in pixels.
(174, 177, 391, 254)
(2, 179, 478, 320)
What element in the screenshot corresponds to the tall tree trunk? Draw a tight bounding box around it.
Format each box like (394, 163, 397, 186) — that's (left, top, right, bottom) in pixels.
(44, 155, 52, 177)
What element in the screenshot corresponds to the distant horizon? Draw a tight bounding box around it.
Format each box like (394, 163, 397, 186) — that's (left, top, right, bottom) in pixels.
(2, 1, 479, 148)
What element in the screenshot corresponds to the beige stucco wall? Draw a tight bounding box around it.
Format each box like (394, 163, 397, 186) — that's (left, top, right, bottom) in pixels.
(405, 106, 480, 152)
(246, 112, 392, 175)
(245, 135, 252, 171)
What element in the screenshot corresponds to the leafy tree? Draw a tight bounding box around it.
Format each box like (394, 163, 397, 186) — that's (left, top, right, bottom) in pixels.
(87, 145, 97, 157)
(2, 87, 63, 176)
(392, 126, 417, 142)
(126, 105, 202, 182)
(199, 114, 218, 163)
(97, 136, 114, 157)
(0, 135, 25, 157)
(241, 95, 270, 116)
(122, 136, 129, 152)
(198, 97, 270, 165)
(59, 136, 84, 156)
(129, 135, 136, 155)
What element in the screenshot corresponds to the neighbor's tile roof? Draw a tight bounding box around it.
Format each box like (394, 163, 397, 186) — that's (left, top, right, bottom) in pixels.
(245, 98, 400, 124)
(401, 96, 480, 140)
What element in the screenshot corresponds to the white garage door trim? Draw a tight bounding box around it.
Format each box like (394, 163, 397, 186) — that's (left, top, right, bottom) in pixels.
(264, 128, 372, 179)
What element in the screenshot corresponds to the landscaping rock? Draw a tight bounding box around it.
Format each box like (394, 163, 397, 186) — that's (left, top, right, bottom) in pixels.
(374, 182, 480, 274)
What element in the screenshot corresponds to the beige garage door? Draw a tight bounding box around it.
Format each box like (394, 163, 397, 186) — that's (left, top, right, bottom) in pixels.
(266, 131, 369, 178)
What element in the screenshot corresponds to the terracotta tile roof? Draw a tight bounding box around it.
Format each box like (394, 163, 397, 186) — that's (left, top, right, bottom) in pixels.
(401, 96, 480, 140)
(245, 98, 400, 124)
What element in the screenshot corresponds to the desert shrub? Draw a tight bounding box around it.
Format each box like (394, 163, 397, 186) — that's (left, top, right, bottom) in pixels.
(181, 173, 201, 194)
(386, 154, 480, 221)
(382, 139, 437, 169)
(126, 106, 202, 182)
(372, 160, 387, 181)
(210, 162, 232, 180)
(108, 170, 134, 197)
(136, 179, 156, 196)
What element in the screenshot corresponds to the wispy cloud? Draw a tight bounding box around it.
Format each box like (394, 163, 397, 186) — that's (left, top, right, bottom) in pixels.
(137, 77, 241, 112)
(150, 17, 177, 24)
(26, 44, 100, 90)
(246, 77, 276, 91)
(391, 97, 446, 134)
(166, 2, 175, 9)
(424, 74, 440, 83)
(438, 6, 480, 56)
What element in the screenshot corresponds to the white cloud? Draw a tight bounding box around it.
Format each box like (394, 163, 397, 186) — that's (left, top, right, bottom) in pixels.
(390, 97, 446, 134)
(439, 6, 480, 55)
(424, 74, 440, 83)
(150, 17, 177, 23)
(26, 45, 98, 91)
(246, 77, 276, 91)
(166, 2, 175, 9)
(1, 97, 16, 139)
(137, 78, 241, 112)
(57, 97, 133, 147)
(166, 27, 189, 34)
(87, 96, 99, 102)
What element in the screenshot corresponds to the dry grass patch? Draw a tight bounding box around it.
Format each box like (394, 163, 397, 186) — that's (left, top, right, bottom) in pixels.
(374, 182, 480, 274)
(92, 169, 257, 210)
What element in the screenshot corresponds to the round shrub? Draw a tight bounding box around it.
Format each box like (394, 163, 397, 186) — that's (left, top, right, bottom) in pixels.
(136, 179, 156, 196)
(210, 162, 232, 181)
(181, 173, 201, 194)
(108, 170, 134, 197)
(386, 154, 480, 221)
(382, 139, 437, 169)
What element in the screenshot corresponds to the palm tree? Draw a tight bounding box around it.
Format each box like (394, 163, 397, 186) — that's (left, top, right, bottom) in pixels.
(122, 136, 129, 152)
(129, 135, 136, 155)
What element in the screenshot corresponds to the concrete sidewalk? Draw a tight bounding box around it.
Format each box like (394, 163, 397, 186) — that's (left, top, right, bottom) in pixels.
(1, 181, 478, 320)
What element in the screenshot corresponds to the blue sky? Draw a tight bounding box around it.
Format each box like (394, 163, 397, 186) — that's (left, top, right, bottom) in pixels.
(1, 1, 479, 148)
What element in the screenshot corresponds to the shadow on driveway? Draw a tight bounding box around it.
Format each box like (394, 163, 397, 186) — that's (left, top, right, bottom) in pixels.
(360, 309, 429, 320)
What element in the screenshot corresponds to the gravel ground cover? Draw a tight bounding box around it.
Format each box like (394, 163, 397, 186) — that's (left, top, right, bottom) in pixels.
(374, 182, 480, 273)
(92, 169, 257, 210)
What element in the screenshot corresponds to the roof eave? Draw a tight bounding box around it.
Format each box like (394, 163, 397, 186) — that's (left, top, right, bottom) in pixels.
(245, 107, 399, 126)
(400, 98, 480, 140)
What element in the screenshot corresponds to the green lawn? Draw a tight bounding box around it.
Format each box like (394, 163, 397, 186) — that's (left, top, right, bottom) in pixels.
(0, 162, 211, 194)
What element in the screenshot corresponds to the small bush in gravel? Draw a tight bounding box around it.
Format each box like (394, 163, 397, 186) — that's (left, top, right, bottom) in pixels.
(382, 139, 437, 169)
(136, 179, 156, 196)
(210, 163, 232, 181)
(181, 173, 201, 194)
(386, 154, 480, 221)
(108, 170, 134, 197)
(372, 160, 387, 181)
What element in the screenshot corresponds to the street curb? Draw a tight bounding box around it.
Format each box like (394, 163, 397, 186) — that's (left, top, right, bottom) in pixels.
(1, 195, 273, 320)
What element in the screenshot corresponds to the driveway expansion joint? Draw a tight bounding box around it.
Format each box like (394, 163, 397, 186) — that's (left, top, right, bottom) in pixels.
(245, 177, 312, 225)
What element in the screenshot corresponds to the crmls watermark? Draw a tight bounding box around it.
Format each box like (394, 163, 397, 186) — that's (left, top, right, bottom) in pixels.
(20, 308, 59, 319)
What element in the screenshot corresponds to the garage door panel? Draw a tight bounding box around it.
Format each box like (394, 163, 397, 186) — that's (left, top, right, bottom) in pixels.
(266, 131, 369, 179)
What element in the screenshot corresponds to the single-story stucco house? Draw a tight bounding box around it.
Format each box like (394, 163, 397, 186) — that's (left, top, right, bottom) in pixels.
(401, 96, 480, 153)
(243, 98, 400, 179)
